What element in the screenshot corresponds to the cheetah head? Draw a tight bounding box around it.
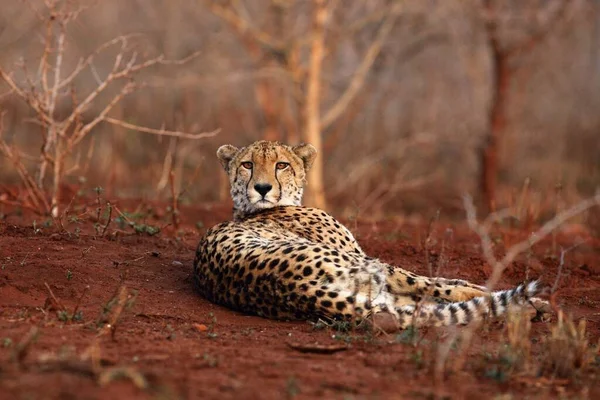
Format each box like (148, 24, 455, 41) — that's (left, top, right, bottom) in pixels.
(217, 140, 317, 219)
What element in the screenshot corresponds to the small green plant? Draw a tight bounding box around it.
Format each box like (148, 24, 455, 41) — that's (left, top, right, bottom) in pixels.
(113, 208, 161, 236)
(410, 349, 424, 369)
(485, 365, 509, 383)
(165, 324, 176, 340)
(206, 312, 218, 338)
(330, 320, 352, 333)
(396, 325, 420, 345)
(20, 253, 31, 266)
(66, 270, 73, 281)
(57, 310, 68, 322)
(126, 290, 139, 310)
(311, 319, 329, 331)
(240, 328, 255, 336)
(202, 353, 218, 367)
(32, 220, 41, 234)
(2, 337, 12, 348)
(92, 187, 113, 237)
(133, 223, 161, 236)
(57, 310, 84, 323)
(285, 376, 300, 398)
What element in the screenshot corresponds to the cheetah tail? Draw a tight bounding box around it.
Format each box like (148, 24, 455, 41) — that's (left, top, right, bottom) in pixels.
(397, 280, 542, 328)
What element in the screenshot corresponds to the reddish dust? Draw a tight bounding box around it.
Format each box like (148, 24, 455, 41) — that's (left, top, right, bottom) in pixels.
(0, 202, 599, 400)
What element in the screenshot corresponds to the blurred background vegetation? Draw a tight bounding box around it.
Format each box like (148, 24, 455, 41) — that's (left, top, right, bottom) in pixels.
(0, 0, 598, 225)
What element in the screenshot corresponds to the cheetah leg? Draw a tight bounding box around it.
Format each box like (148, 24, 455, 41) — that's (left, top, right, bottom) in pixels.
(385, 266, 488, 303)
(433, 277, 488, 292)
(298, 257, 402, 325)
(393, 295, 418, 308)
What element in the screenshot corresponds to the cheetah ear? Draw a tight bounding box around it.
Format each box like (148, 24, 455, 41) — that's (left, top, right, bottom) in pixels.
(292, 143, 317, 172)
(217, 144, 239, 171)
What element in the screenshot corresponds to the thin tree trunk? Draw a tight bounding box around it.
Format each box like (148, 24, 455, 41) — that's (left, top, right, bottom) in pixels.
(255, 81, 281, 141)
(480, 0, 570, 213)
(302, 0, 328, 209)
(480, 40, 509, 214)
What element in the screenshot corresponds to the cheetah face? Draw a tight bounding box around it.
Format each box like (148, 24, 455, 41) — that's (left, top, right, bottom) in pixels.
(217, 141, 317, 218)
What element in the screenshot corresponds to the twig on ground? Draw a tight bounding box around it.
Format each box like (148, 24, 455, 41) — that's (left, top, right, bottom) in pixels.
(157, 137, 178, 191)
(286, 342, 348, 354)
(113, 205, 134, 226)
(98, 366, 148, 389)
(12, 326, 40, 365)
(169, 170, 179, 230)
(55, 194, 78, 233)
(72, 285, 90, 319)
(97, 285, 130, 341)
(100, 203, 113, 237)
(44, 282, 67, 312)
(423, 209, 440, 277)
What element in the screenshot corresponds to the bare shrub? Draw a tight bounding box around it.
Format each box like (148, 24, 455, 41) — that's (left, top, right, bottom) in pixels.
(432, 191, 599, 382)
(0, 0, 218, 217)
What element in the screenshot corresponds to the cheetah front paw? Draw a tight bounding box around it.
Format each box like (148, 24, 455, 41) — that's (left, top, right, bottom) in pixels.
(529, 297, 554, 321)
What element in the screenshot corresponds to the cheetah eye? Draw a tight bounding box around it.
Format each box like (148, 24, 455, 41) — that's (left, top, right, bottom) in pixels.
(241, 162, 253, 170)
(276, 162, 289, 170)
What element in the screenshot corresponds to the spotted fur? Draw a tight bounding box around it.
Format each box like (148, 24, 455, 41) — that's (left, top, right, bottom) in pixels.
(193, 140, 549, 329)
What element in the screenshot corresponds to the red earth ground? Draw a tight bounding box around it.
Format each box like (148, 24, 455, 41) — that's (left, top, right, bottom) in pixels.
(0, 198, 599, 400)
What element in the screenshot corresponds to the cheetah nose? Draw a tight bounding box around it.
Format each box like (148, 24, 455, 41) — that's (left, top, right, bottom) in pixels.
(254, 183, 273, 197)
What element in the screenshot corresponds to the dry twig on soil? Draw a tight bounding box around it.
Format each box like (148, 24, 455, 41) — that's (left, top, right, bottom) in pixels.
(12, 326, 40, 365)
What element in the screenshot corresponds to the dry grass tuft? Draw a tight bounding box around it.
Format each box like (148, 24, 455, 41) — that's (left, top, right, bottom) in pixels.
(542, 311, 595, 378)
(501, 310, 532, 372)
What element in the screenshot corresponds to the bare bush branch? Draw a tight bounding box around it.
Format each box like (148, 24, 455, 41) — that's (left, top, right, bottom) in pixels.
(103, 117, 221, 140)
(463, 192, 600, 291)
(321, 2, 402, 129)
(208, 1, 285, 51)
(551, 240, 586, 293)
(0, 2, 216, 217)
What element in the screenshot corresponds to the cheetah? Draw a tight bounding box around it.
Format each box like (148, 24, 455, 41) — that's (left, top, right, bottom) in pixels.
(193, 140, 549, 330)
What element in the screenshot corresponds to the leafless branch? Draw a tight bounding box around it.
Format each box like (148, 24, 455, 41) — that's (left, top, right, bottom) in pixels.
(208, 1, 285, 51)
(463, 192, 600, 291)
(321, 1, 403, 129)
(551, 240, 586, 293)
(329, 134, 435, 195)
(103, 117, 221, 140)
